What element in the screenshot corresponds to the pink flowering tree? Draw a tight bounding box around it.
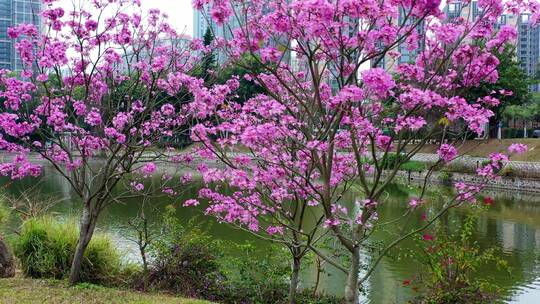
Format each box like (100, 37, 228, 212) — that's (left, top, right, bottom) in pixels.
(0, 0, 237, 284)
(191, 0, 538, 302)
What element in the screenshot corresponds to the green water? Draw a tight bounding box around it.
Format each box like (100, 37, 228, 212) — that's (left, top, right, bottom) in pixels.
(3, 164, 540, 304)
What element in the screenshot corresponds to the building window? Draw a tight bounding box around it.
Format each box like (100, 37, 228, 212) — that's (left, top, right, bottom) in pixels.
(448, 2, 461, 13)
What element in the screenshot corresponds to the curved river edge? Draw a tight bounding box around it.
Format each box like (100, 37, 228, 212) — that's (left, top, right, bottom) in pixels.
(386, 170, 540, 194)
(3, 151, 540, 194)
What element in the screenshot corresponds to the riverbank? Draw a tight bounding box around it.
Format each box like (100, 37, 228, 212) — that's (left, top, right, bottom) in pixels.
(0, 277, 212, 304)
(389, 170, 540, 193)
(416, 139, 540, 162)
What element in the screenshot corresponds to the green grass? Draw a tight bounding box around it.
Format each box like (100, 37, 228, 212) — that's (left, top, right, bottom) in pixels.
(0, 277, 213, 304)
(12, 217, 124, 284)
(400, 160, 426, 171)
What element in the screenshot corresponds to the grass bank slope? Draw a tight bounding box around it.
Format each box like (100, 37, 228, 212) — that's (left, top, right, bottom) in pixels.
(0, 277, 212, 304)
(417, 139, 540, 162)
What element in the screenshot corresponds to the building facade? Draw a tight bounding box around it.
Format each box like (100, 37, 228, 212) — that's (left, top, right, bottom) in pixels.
(193, 4, 240, 41)
(0, 0, 41, 71)
(516, 14, 540, 91)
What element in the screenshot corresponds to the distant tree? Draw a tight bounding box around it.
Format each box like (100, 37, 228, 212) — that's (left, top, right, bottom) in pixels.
(199, 27, 217, 83)
(217, 54, 265, 103)
(504, 92, 540, 122)
(464, 46, 532, 137)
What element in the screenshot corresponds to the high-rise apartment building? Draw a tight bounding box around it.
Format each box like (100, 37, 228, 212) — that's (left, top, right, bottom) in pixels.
(193, 5, 212, 40)
(0, 0, 41, 71)
(516, 14, 540, 91)
(193, 5, 240, 41)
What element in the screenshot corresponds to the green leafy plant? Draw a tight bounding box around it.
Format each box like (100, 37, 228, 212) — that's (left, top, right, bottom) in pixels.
(405, 215, 509, 304)
(0, 201, 10, 229)
(438, 170, 453, 184)
(144, 206, 225, 300)
(219, 243, 290, 304)
(500, 165, 514, 177)
(12, 217, 124, 284)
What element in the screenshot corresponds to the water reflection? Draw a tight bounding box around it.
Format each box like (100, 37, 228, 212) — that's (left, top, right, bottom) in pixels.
(3, 167, 540, 303)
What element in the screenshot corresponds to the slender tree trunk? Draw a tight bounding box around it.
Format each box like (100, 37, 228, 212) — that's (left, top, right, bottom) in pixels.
(141, 252, 149, 292)
(344, 246, 360, 304)
(289, 256, 301, 304)
(312, 257, 322, 298)
(69, 204, 98, 285)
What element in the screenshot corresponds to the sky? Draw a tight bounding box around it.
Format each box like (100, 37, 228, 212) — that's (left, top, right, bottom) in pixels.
(56, 0, 194, 37)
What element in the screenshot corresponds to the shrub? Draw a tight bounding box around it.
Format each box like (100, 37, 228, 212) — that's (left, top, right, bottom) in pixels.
(296, 290, 345, 304)
(219, 243, 290, 304)
(438, 170, 452, 184)
(143, 207, 225, 300)
(380, 153, 405, 170)
(405, 215, 507, 303)
(12, 217, 123, 284)
(500, 165, 514, 177)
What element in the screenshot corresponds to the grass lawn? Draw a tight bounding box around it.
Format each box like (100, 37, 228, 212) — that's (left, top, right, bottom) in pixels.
(417, 139, 540, 162)
(0, 277, 213, 304)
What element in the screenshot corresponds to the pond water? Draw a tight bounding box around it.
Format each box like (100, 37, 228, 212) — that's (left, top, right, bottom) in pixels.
(3, 164, 540, 304)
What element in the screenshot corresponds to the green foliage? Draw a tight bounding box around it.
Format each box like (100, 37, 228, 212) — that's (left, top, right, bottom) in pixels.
(12, 217, 123, 284)
(219, 243, 290, 303)
(466, 45, 531, 121)
(502, 127, 526, 138)
(406, 215, 508, 304)
(504, 92, 540, 120)
(0, 201, 10, 229)
(380, 153, 406, 170)
(400, 161, 426, 172)
(295, 290, 345, 304)
(193, 28, 217, 83)
(380, 153, 425, 172)
(144, 206, 225, 299)
(438, 170, 453, 184)
(217, 54, 266, 103)
(144, 207, 344, 303)
(500, 165, 514, 177)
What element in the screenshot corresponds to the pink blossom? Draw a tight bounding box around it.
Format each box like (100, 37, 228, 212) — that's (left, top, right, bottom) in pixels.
(423, 234, 434, 241)
(437, 144, 458, 163)
(85, 108, 102, 126)
(141, 162, 157, 175)
(508, 143, 528, 154)
(130, 182, 144, 191)
(361, 68, 395, 99)
(160, 104, 175, 116)
(266, 226, 284, 235)
(183, 199, 200, 207)
(408, 198, 422, 209)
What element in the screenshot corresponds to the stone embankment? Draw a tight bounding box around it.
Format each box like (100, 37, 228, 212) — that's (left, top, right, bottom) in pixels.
(411, 153, 540, 179)
(389, 170, 540, 194)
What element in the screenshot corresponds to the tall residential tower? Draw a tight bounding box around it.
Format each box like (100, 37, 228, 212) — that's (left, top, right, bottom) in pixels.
(0, 0, 42, 71)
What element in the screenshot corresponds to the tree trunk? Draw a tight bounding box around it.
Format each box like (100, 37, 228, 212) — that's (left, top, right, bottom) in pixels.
(141, 247, 149, 292)
(69, 204, 98, 285)
(344, 246, 360, 304)
(0, 238, 15, 278)
(288, 256, 301, 304)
